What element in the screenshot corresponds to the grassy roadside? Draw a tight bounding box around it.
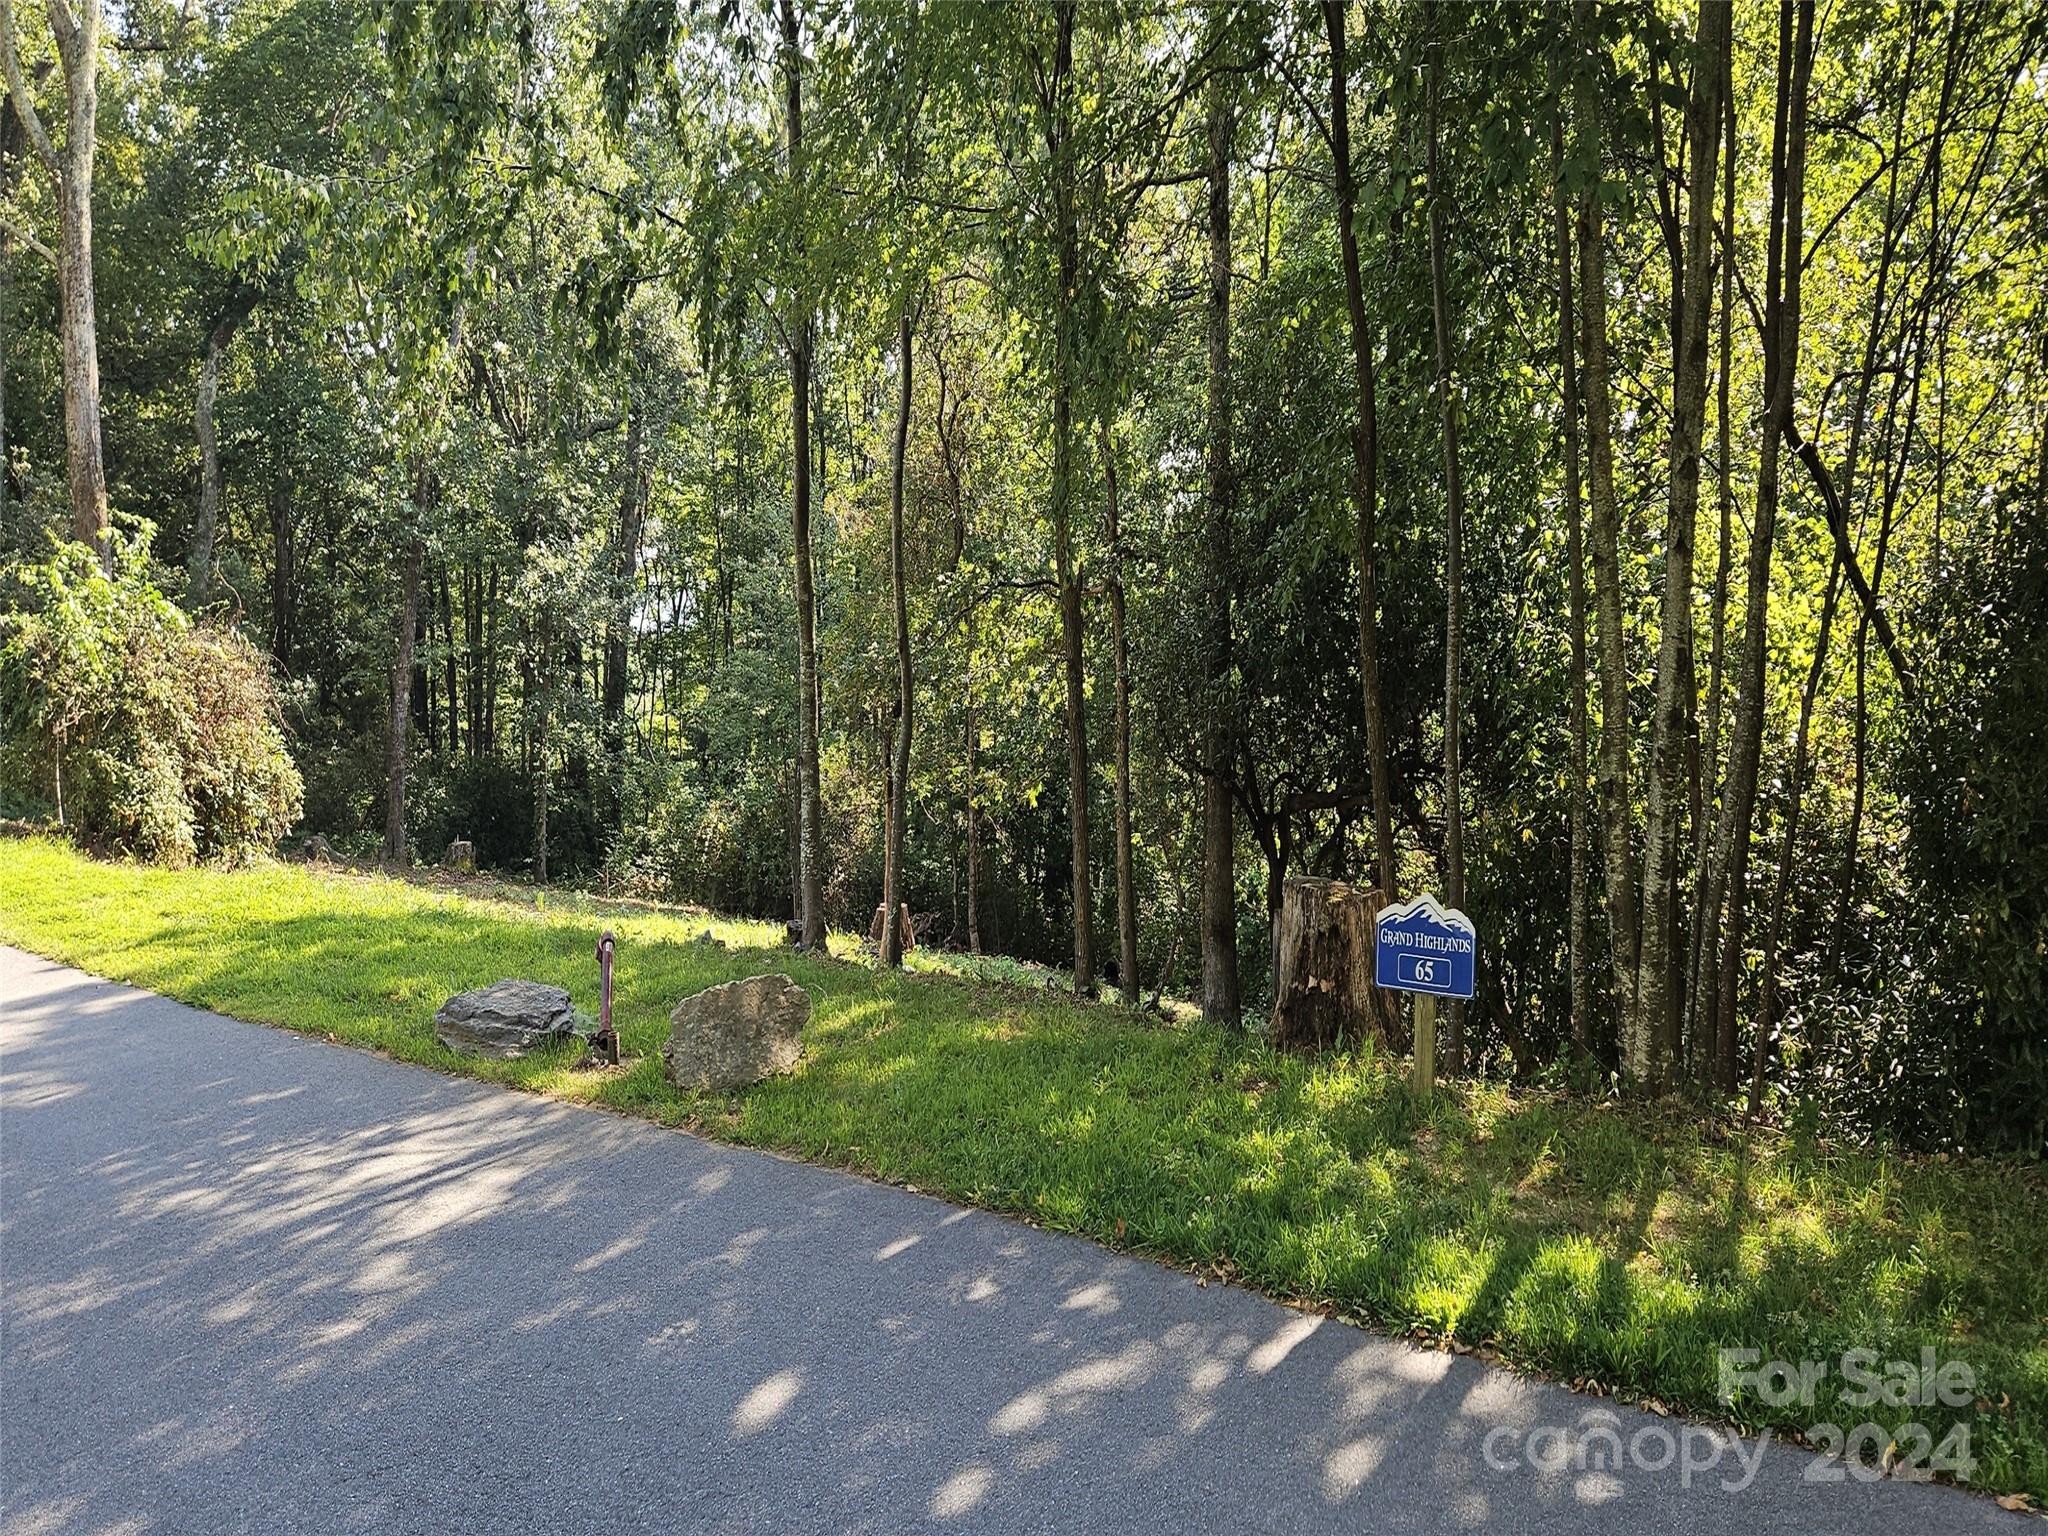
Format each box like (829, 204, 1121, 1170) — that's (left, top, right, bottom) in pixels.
(1, 835, 2042, 1505)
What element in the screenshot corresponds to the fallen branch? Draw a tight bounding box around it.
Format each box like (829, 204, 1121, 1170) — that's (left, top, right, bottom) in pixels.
(1784, 419, 1917, 707)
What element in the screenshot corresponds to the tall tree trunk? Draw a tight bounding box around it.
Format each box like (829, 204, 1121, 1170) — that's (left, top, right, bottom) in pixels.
(1549, 103, 1593, 1074)
(52, 10, 105, 556)
(440, 562, 458, 759)
(533, 607, 552, 885)
(935, 343, 983, 958)
(1572, 0, 1638, 1049)
(602, 385, 647, 824)
(1048, 0, 1094, 993)
(413, 595, 433, 753)
(781, 0, 827, 949)
(881, 307, 914, 968)
(787, 766, 803, 926)
(187, 288, 257, 607)
(1831, 0, 1935, 945)
(965, 702, 982, 953)
(0, 247, 7, 537)
(0, 81, 15, 539)
(269, 475, 295, 665)
(1839, 347, 1923, 942)
(1692, 71, 1737, 1085)
(1748, 554, 1842, 1118)
(383, 530, 424, 867)
(461, 556, 477, 753)
(1200, 55, 1241, 1026)
(1, 0, 108, 558)
(1707, 0, 1814, 1094)
(1323, 0, 1397, 901)
(1102, 422, 1139, 1003)
(1631, 0, 1729, 1089)
(1425, 37, 1466, 1073)
(484, 561, 499, 753)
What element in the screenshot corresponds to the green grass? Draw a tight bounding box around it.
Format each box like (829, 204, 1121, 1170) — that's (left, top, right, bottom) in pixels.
(2, 835, 2043, 1506)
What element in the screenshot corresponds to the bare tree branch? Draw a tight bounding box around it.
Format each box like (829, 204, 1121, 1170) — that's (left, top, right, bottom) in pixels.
(0, 0, 62, 181)
(0, 201, 53, 264)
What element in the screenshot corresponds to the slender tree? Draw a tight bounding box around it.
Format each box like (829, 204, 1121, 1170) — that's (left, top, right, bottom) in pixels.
(0, 0, 108, 557)
(1549, 95, 1593, 1072)
(1751, 553, 1842, 1113)
(188, 285, 259, 606)
(1690, 65, 1737, 1084)
(1102, 420, 1138, 1004)
(383, 512, 426, 867)
(531, 601, 552, 883)
(1046, 0, 1096, 992)
(1572, 0, 1638, 1043)
(1200, 51, 1241, 1025)
(1631, 0, 1729, 1086)
(881, 305, 915, 967)
(1322, 0, 1397, 901)
(602, 366, 649, 824)
(1705, 0, 1813, 1092)
(1425, 35, 1466, 1072)
(782, 0, 827, 949)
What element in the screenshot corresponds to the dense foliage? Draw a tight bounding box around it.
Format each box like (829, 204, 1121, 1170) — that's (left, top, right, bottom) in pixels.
(1, 0, 2042, 1149)
(0, 537, 303, 861)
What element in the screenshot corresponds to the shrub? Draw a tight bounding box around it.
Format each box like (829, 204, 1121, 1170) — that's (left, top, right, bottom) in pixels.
(1851, 493, 2048, 1156)
(1, 536, 303, 864)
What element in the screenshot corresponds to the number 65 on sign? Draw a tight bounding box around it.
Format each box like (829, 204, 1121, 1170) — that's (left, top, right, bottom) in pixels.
(1374, 894, 1477, 1001)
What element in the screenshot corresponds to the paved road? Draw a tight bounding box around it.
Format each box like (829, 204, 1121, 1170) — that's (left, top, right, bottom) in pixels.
(0, 946, 2021, 1535)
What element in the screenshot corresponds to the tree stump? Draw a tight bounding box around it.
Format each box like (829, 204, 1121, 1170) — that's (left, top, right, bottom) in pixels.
(1269, 877, 1403, 1051)
(868, 901, 915, 953)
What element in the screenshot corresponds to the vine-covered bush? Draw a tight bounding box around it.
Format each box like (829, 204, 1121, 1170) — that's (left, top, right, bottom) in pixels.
(1, 537, 303, 864)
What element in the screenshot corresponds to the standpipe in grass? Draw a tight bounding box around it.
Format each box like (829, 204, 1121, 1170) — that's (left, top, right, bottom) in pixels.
(593, 930, 620, 1066)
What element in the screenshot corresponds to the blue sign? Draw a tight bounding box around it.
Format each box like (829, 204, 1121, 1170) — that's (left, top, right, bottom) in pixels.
(1375, 893, 1477, 1000)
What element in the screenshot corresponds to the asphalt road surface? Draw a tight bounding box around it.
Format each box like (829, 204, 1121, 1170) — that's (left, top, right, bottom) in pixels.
(0, 945, 2022, 1535)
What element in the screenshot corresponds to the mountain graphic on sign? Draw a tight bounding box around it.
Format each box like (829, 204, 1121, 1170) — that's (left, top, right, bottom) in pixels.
(1376, 892, 1475, 940)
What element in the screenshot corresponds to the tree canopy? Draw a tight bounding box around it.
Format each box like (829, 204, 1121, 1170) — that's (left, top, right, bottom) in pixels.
(3, 0, 2044, 1152)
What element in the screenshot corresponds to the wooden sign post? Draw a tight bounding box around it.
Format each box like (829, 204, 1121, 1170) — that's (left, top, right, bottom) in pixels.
(1411, 994, 1437, 1098)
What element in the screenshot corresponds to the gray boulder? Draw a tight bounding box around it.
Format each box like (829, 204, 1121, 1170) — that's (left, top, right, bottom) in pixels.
(300, 834, 338, 864)
(434, 979, 576, 1059)
(662, 974, 809, 1092)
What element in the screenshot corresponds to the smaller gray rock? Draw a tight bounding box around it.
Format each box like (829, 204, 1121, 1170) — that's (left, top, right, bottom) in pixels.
(301, 834, 338, 864)
(443, 839, 476, 873)
(435, 979, 575, 1059)
(663, 974, 809, 1092)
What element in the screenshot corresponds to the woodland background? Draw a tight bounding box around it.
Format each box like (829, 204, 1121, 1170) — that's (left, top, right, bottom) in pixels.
(1, 0, 2043, 1152)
